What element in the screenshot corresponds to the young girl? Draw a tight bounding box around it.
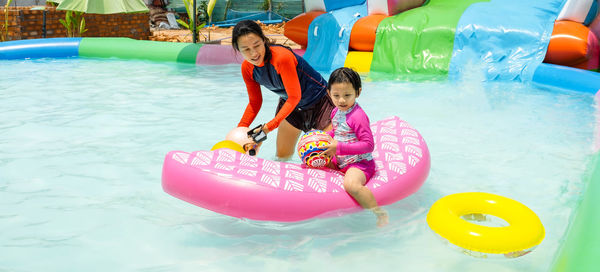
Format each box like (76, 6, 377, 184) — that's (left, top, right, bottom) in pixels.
(321, 67, 389, 227)
(231, 20, 334, 159)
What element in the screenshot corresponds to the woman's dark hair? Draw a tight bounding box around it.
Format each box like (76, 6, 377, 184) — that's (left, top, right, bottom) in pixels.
(232, 20, 272, 62)
(328, 67, 362, 95)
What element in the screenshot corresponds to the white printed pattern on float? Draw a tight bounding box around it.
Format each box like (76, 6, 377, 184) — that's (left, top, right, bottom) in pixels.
(330, 176, 344, 188)
(401, 129, 418, 137)
(173, 152, 189, 164)
(405, 145, 423, 158)
(308, 178, 327, 192)
(191, 151, 212, 166)
(381, 127, 396, 134)
(216, 149, 237, 162)
(374, 160, 385, 170)
(285, 170, 304, 181)
(402, 136, 420, 145)
(408, 155, 420, 167)
(398, 122, 412, 128)
(262, 160, 280, 175)
(373, 170, 388, 183)
(285, 180, 304, 191)
(261, 174, 281, 188)
(382, 142, 400, 152)
(215, 163, 236, 171)
(238, 169, 258, 177)
(240, 155, 258, 167)
(308, 169, 326, 179)
(285, 164, 303, 170)
(381, 134, 399, 143)
(385, 152, 403, 162)
(389, 162, 407, 175)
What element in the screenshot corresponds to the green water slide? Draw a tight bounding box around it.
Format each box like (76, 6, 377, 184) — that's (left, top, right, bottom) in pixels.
(78, 38, 202, 64)
(370, 0, 488, 80)
(552, 152, 600, 272)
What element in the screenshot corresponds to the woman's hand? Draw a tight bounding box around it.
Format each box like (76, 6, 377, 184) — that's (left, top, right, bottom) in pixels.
(321, 139, 338, 158)
(250, 124, 269, 135)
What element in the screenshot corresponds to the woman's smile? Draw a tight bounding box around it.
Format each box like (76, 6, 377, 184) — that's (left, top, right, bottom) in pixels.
(237, 33, 266, 66)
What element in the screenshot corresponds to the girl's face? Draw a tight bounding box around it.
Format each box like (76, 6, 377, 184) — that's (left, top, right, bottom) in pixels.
(329, 82, 360, 112)
(237, 33, 266, 66)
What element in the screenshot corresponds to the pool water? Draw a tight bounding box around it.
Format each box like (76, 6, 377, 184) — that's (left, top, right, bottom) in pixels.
(0, 58, 596, 271)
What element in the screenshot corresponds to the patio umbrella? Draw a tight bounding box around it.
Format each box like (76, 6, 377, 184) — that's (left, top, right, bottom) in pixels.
(57, 0, 149, 14)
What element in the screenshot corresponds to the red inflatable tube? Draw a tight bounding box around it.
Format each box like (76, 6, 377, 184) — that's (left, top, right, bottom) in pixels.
(349, 14, 388, 51)
(544, 20, 599, 70)
(283, 11, 326, 48)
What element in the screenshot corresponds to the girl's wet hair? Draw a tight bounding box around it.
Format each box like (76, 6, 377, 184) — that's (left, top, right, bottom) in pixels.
(232, 20, 272, 62)
(328, 67, 361, 95)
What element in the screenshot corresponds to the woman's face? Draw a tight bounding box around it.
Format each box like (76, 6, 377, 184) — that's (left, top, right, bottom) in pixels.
(237, 33, 266, 66)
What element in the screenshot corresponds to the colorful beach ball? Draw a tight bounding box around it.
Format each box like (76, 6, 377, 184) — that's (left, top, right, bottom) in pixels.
(297, 130, 331, 168)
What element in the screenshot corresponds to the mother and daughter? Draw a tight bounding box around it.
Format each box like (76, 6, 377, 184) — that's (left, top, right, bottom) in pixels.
(230, 20, 388, 227)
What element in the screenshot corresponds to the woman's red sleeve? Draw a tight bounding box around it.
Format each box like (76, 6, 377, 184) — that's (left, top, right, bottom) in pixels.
(238, 61, 263, 128)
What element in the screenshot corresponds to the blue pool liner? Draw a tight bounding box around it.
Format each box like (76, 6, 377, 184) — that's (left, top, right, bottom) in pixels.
(322, 0, 366, 11)
(304, 2, 367, 72)
(448, 0, 566, 82)
(533, 63, 600, 94)
(0, 38, 81, 60)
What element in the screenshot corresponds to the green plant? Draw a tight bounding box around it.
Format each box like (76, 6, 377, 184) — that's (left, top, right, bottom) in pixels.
(176, 0, 207, 30)
(260, 0, 272, 11)
(275, 2, 283, 13)
(223, 0, 232, 21)
(1, 0, 14, 42)
(59, 10, 87, 37)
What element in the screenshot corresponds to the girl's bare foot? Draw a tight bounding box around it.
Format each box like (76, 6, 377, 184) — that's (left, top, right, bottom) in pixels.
(372, 207, 389, 227)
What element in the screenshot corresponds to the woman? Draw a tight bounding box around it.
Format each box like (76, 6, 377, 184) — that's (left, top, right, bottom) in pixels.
(232, 20, 334, 159)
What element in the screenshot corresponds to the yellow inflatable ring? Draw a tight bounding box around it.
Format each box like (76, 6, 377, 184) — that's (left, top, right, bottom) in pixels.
(427, 192, 545, 256)
(210, 140, 246, 154)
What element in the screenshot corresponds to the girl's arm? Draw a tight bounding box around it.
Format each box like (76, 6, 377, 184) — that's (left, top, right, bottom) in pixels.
(336, 109, 374, 155)
(264, 49, 301, 131)
(238, 62, 263, 127)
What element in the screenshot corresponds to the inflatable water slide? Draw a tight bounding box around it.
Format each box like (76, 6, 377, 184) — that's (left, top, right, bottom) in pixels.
(285, 0, 600, 91)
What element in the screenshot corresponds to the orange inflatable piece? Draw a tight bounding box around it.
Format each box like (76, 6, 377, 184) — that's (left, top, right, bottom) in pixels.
(349, 15, 388, 51)
(283, 11, 326, 48)
(544, 21, 593, 66)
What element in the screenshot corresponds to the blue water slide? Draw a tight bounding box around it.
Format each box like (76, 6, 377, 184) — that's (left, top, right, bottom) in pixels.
(0, 38, 81, 60)
(304, 3, 367, 72)
(448, 0, 566, 82)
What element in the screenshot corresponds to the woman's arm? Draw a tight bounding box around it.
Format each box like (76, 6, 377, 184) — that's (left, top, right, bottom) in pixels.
(238, 62, 263, 127)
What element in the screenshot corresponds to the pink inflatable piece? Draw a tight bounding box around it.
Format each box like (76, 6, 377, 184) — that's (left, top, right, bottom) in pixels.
(162, 116, 430, 222)
(196, 44, 306, 65)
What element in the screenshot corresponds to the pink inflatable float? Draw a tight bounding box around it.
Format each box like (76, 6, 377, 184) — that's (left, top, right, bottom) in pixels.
(162, 116, 430, 222)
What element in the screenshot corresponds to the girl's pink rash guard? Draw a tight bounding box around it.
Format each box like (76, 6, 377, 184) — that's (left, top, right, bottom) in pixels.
(326, 103, 374, 168)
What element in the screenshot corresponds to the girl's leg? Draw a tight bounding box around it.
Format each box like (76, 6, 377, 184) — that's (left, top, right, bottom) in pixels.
(343, 168, 377, 208)
(275, 119, 302, 160)
(343, 167, 389, 227)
